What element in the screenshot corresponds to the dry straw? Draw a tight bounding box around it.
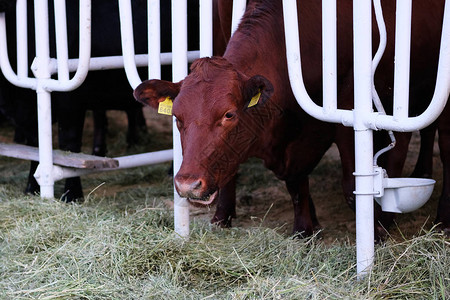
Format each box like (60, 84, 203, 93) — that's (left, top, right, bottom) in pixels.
(0, 182, 448, 299)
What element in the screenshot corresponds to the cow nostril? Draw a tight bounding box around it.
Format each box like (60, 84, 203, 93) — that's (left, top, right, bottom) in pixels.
(190, 179, 203, 190)
(174, 175, 206, 197)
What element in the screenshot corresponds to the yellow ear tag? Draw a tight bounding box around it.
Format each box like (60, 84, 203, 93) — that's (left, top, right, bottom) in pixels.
(158, 97, 173, 115)
(248, 91, 261, 108)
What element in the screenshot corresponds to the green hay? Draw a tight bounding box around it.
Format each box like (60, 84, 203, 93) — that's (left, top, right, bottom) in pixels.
(0, 183, 449, 299)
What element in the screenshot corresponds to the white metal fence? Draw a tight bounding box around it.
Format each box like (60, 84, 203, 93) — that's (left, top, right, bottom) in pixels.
(283, 0, 450, 277)
(0, 0, 449, 278)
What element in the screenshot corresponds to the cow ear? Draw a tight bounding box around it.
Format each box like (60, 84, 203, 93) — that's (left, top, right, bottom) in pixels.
(242, 75, 274, 109)
(133, 79, 182, 110)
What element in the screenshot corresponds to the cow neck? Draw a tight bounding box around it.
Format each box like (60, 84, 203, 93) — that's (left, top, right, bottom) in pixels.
(222, 0, 284, 77)
(222, 0, 288, 164)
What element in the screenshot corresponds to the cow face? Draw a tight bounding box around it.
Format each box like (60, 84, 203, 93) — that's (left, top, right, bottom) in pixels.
(134, 57, 274, 206)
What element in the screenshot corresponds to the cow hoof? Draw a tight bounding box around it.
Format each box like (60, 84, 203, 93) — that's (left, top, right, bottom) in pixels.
(442, 227, 450, 237)
(60, 190, 84, 203)
(346, 195, 355, 210)
(292, 232, 312, 239)
(24, 182, 39, 195)
(374, 224, 389, 243)
(313, 223, 322, 232)
(211, 216, 232, 228)
(292, 227, 314, 239)
(92, 146, 107, 157)
(434, 222, 450, 237)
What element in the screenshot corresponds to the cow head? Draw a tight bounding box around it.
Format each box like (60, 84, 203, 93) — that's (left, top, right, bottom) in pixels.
(134, 57, 274, 206)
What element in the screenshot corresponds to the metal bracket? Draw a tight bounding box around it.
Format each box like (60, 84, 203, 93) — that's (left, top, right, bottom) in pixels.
(373, 166, 387, 198)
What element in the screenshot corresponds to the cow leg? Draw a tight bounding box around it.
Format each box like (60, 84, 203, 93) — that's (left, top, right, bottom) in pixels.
(92, 110, 108, 156)
(280, 120, 333, 237)
(13, 126, 27, 144)
(285, 176, 317, 238)
(335, 125, 356, 210)
(211, 175, 236, 227)
(22, 124, 40, 195)
(58, 106, 85, 202)
(436, 104, 450, 235)
(126, 107, 147, 147)
(308, 195, 320, 230)
(25, 161, 40, 195)
(411, 124, 437, 179)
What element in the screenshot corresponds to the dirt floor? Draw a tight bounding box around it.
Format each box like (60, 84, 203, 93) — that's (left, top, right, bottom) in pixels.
(0, 107, 443, 244)
(220, 134, 442, 244)
(136, 107, 444, 244)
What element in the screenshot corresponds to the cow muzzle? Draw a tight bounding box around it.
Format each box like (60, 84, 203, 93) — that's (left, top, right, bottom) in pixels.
(174, 175, 218, 206)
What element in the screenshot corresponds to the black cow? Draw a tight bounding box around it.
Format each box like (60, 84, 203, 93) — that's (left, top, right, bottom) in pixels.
(0, 0, 200, 201)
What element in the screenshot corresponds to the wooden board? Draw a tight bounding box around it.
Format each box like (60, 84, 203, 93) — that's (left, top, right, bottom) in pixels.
(0, 143, 119, 169)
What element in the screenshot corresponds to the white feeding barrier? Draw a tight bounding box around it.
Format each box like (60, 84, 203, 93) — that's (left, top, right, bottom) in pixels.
(0, 0, 247, 239)
(115, 0, 246, 237)
(2, 0, 446, 280)
(283, 0, 450, 277)
(0, 0, 205, 207)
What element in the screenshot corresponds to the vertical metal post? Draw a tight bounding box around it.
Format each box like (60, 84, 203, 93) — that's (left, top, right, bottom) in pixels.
(200, 0, 213, 57)
(54, 0, 70, 81)
(148, 0, 161, 79)
(353, 0, 375, 278)
(322, 0, 337, 114)
(33, 0, 54, 198)
(172, 0, 189, 238)
(231, 0, 246, 35)
(393, 0, 412, 121)
(16, 0, 27, 78)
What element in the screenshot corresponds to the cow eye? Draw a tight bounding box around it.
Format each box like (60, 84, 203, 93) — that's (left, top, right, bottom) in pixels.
(221, 111, 237, 126)
(224, 112, 235, 119)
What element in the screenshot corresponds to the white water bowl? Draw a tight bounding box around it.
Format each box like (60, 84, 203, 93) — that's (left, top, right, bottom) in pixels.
(374, 178, 435, 213)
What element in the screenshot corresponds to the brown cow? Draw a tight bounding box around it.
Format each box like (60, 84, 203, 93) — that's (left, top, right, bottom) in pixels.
(134, 0, 449, 238)
(411, 103, 450, 235)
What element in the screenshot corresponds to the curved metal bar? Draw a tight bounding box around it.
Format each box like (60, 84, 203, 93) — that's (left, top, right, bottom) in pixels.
(0, 13, 36, 89)
(0, 0, 91, 92)
(16, 0, 28, 78)
(282, 0, 354, 127)
(372, 0, 387, 114)
(372, 0, 396, 165)
(367, 0, 450, 131)
(118, 0, 142, 89)
(39, 0, 91, 92)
